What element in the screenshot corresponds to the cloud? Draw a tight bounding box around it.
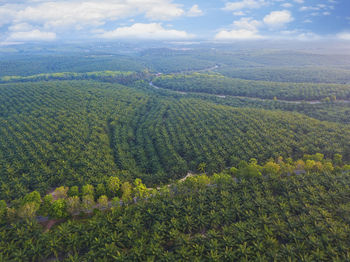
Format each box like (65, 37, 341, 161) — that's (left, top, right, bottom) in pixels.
(8, 23, 33, 32)
(281, 3, 292, 8)
(0, 4, 19, 27)
(1, 0, 186, 31)
(233, 17, 261, 31)
(98, 23, 193, 39)
(187, 4, 203, 17)
(7, 29, 56, 41)
(143, 1, 184, 20)
(215, 17, 263, 40)
(300, 4, 331, 12)
(293, 0, 304, 3)
(263, 10, 293, 28)
(295, 32, 321, 41)
(233, 11, 245, 16)
(215, 29, 263, 40)
(223, 0, 266, 11)
(337, 32, 350, 40)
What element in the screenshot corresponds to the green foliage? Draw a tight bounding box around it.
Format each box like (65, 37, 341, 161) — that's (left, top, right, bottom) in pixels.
(66, 196, 81, 215)
(0, 71, 147, 86)
(68, 186, 79, 197)
(1, 164, 350, 261)
(97, 195, 109, 210)
(39, 194, 54, 216)
(217, 66, 350, 84)
(0, 79, 349, 201)
(81, 195, 95, 213)
(0, 55, 145, 77)
(50, 199, 68, 219)
(107, 177, 121, 197)
(121, 182, 133, 203)
(0, 49, 350, 261)
(53, 187, 69, 199)
(22, 191, 41, 206)
(96, 183, 106, 198)
(186, 91, 350, 124)
(153, 73, 350, 101)
(82, 184, 94, 197)
(334, 154, 343, 166)
(0, 200, 7, 222)
(235, 160, 262, 179)
(17, 202, 39, 220)
(263, 161, 281, 176)
(133, 178, 148, 199)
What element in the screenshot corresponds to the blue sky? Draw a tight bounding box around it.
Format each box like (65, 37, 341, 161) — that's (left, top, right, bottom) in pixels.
(0, 0, 349, 44)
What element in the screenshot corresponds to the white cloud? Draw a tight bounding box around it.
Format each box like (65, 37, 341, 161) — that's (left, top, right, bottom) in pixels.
(293, 0, 304, 3)
(263, 10, 293, 28)
(0, 4, 19, 27)
(143, 1, 184, 20)
(233, 17, 261, 31)
(8, 23, 33, 32)
(233, 11, 245, 16)
(295, 32, 321, 41)
(215, 29, 263, 40)
(281, 3, 292, 8)
(1, 0, 186, 31)
(337, 32, 350, 40)
(7, 29, 56, 41)
(224, 0, 266, 11)
(215, 17, 263, 40)
(300, 4, 330, 12)
(98, 23, 193, 39)
(187, 4, 203, 17)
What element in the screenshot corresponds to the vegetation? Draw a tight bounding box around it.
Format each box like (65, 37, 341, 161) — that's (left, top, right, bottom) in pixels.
(0, 55, 145, 77)
(1, 80, 350, 200)
(217, 66, 350, 84)
(182, 92, 350, 124)
(1, 154, 350, 261)
(153, 73, 350, 101)
(0, 70, 148, 85)
(1, 47, 350, 260)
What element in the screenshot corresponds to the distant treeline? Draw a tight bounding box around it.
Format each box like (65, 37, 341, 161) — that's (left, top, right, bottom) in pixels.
(217, 67, 350, 84)
(153, 73, 350, 101)
(0, 71, 149, 85)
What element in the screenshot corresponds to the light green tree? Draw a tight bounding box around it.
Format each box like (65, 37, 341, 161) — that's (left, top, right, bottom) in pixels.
(66, 196, 81, 215)
(39, 194, 54, 216)
(82, 184, 95, 196)
(68, 186, 79, 197)
(82, 195, 95, 213)
(50, 199, 68, 219)
(121, 182, 133, 203)
(107, 176, 121, 197)
(134, 178, 148, 199)
(18, 202, 39, 220)
(54, 186, 69, 199)
(97, 195, 109, 210)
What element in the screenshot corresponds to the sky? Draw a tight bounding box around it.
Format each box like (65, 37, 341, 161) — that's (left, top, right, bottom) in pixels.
(0, 0, 349, 44)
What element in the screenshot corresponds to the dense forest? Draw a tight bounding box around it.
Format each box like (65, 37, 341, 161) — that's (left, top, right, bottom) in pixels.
(1, 154, 350, 261)
(1, 79, 350, 201)
(153, 73, 350, 101)
(217, 67, 350, 84)
(0, 46, 350, 260)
